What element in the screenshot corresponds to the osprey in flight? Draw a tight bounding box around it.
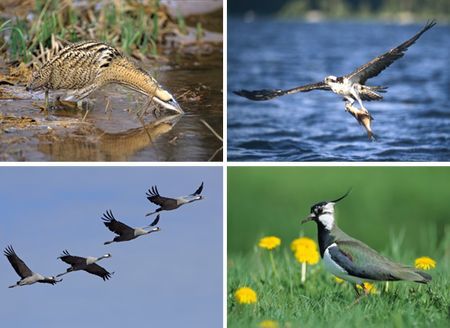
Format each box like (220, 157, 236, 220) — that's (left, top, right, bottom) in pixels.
(234, 21, 436, 139)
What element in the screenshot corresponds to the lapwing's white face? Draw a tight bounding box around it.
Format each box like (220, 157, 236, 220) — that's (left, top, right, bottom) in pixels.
(309, 202, 335, 231)
(317, 203, 335, 231)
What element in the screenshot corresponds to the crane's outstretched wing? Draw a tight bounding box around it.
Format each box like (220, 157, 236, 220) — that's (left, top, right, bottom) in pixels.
(191, 182, 204, 196)
(146, 186, 177, 207)
(345, 20, 436, 85)
(101, 210, 134, 236)
(58, 250, 86, 266)
(4, 245, 33, 279)
(84, 264, 113, 281)
(234, 81, 330, 101)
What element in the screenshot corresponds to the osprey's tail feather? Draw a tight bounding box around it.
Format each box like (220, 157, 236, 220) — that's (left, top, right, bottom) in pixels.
(360, 85, 387, 101)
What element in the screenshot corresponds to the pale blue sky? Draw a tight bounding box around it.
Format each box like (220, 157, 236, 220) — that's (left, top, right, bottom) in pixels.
(0, 167, 222, 328)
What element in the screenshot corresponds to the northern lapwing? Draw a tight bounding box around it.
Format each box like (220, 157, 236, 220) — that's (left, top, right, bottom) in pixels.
(301, 190, 431, 296)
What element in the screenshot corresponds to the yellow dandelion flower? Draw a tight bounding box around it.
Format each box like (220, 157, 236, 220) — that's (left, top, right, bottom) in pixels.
(258, 236, 281, 250)
(294, 247, 320, 265)
(234, 287, 257, 304)
(356, 282, 377, 294)
(415, 256, 436, 270)
(259, 320, 279, 328)
(291, 237, 317, 252)
(334, 276, 344, 284)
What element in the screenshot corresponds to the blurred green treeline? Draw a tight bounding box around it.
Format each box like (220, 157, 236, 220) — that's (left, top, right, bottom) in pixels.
(228, 167, 450, 259)
(229, 0, 450, 20)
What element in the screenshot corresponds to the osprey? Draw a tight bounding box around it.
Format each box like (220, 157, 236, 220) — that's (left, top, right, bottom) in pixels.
(234, 21, 436, 139)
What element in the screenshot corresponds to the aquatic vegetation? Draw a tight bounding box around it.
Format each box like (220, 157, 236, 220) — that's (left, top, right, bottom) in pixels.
(0, 0, 210, 64)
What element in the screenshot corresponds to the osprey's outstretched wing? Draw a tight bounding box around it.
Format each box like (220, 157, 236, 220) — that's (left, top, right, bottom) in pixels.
(345, 20, 436, 85)
(234, 81, 330, 101)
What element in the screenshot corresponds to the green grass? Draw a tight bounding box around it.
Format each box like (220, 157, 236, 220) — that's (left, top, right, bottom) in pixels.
(228, 167, 450, 327)
(228, 235, 449, 327)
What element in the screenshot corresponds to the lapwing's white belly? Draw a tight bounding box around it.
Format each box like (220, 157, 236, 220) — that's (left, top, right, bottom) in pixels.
(323, 244, 364, 285)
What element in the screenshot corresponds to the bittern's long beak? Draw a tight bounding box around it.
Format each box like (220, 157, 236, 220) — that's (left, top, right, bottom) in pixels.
(301, 213, 316, 224)
(153, 96, 184, 114)
(169, 98, 184, 114)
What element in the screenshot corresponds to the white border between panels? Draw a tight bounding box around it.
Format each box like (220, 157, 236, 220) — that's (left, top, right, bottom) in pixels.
(226, 162, 449, 167)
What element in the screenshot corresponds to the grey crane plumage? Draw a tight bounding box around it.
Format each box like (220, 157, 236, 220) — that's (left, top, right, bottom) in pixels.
(102, 210, 161, 244)
(145, 182, 204, 217)
(4, 245, 61, 288)
(56, 250, 113, 281)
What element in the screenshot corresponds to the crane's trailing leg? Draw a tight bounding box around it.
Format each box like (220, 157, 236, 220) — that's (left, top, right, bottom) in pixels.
(145, 208, 162, 217)
(56, 270, 71, 278)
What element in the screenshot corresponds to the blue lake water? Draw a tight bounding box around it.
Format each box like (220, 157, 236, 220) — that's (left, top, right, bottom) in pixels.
(228, 18, 450, 161)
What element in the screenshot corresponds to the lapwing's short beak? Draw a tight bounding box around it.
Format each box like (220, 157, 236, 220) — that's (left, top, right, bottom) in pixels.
(301, 213, 315, 224)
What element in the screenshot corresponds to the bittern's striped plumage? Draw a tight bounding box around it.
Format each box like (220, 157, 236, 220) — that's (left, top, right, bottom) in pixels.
(27, 41, 183, 113)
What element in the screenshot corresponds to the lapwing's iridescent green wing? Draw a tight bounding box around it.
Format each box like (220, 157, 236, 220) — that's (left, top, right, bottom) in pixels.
(330, 240, 407, 281)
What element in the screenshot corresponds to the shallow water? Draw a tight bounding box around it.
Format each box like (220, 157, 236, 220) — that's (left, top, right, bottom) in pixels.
(228, 19, 450, 161)
(0, 51, 222, 161)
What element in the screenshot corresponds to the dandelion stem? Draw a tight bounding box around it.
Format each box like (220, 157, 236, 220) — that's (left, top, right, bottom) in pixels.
(269, 251, 279, 279)
(385, 281, 389, 293)
(301, 262, 306, 283)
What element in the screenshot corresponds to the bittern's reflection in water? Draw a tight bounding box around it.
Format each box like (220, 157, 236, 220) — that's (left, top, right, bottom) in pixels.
(38, 114, 182, 161)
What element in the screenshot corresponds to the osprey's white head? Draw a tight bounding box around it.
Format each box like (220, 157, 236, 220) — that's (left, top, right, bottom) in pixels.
(324, 75, 338, 85)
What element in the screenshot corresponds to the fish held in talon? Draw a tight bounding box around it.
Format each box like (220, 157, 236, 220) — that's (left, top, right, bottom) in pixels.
(4, 245, 62, 288)
(345, 102, 374, 140)
(145, 182, 204, 216)
(235, 20, 436, 139)
(27, 40, 183, 114)
(301, 190, 431, 297)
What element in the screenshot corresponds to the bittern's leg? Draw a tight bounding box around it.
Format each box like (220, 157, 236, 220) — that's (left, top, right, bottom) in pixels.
(44, 90, 49, 113)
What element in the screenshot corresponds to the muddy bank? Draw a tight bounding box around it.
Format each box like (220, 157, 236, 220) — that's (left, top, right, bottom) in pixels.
(0, 50, 222, 161)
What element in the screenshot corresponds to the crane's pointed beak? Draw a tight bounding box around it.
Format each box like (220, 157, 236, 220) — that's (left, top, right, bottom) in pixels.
(301, 213, 315, 224)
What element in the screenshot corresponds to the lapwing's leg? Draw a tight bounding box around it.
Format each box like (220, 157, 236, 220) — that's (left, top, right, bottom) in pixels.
(348, 283, 369, 307)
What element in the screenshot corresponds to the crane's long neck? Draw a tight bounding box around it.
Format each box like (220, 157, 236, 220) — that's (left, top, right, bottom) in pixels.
(102, 58, 164, 98)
